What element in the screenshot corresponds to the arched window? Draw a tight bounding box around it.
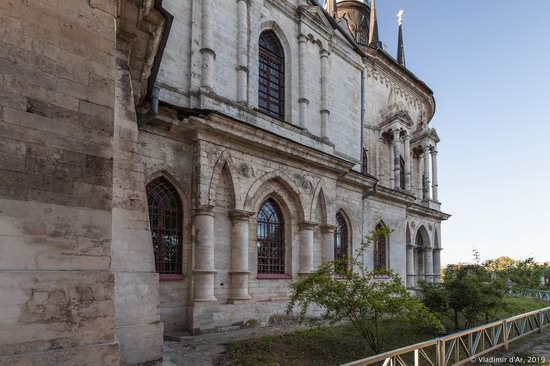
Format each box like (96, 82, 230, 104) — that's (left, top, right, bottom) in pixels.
(257, 198, 285, 275)
(415, 231, 424, 276)
(399, 156, 405, 190)
(362, 148, 368, 174)
(335, 212, 349, 264)
(374, 223, 388, 270)
(258, 31, 285, 119)
(146, 177, 183, 276)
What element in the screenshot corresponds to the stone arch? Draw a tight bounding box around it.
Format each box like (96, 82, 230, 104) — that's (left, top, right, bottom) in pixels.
(415, 225, 431, 248)
(244, 170, 306, 222)
(207, 150, 241, 208)
(310, 178, 333, 224)
(335, 209, 352, 260)
(257, 20, 293, 121)
(146, 169, 188, 205)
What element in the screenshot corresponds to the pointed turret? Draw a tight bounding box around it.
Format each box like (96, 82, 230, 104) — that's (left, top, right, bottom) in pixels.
(325, 0, 338, 18)
(396, 10, 406, 67)
(368, 0, 382, 48)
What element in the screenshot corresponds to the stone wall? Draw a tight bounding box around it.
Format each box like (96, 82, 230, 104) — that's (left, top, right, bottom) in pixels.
(0, 0, 119, 364)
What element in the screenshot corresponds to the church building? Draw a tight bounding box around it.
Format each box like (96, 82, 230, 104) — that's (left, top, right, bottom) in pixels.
(0, 0, 450, 364)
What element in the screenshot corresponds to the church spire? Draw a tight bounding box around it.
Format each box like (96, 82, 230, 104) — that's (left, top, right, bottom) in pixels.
(325, 0, 338, 18)
(368, 0, 381, 48)
(396, 10, 406, 67)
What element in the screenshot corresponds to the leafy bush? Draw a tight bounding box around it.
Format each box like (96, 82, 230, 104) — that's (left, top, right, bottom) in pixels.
(287, 227, 442, 354)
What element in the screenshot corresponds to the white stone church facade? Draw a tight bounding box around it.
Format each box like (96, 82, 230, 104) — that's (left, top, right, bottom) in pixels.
(0, 0, 450, 364)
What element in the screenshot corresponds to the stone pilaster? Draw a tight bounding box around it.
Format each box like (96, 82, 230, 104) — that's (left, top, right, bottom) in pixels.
(320, 49, 330, 140)
(378, 136, 385, 182)
(298, 34, 308, 128)
(228, 210, 255, 303)
(406, 244, 415, 287)
(389, 139, 395, 188)
(200, 0, 215, 90)
(423, 148, 431, 200)
(321, 225, 337, 263)
(431, 145, 439, 202)
(424, 248, 434, 283)
(299, 222, 318, 275)
(236, 0, 248, 103)
(404, 133, 412, 191)
(193, 206, 217, 302)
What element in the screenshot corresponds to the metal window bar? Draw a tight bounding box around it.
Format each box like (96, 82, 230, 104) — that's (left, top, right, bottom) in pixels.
(257, 199, 285, 274)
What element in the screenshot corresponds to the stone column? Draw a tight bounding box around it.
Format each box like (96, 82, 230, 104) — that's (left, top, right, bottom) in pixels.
(321, 225, 337, 263)
(228, 210, 254, 303)
(417, 154, 423, 198)
(424, 248, 434, 283)
(433, 248, 442, 283)
(200, 0, 215, 90)
(299, 222, 317, 275)
(392, 129, 401, 189)
(193, 206, 217, 302)
(236, 0, 248, 103)
(431, 145, 439, 202)
(406, 244, 415, 288)
(389, 139, 395, 188)
(320, 49, 330, 140)
(298, 35, 308, 129)
(404, 133, 412, 191)
(377, 136, 385, 182)
(423, 148, 431, 200)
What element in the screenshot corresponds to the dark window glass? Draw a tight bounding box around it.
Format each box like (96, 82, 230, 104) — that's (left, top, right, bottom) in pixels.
(362, 148, 368, 174)
(259, 31, 285, 119)
(146, 177, 183, 275)
(335, 212, 349, 273)
(257, 199, 285, 274)
(374, 223, 387, 270)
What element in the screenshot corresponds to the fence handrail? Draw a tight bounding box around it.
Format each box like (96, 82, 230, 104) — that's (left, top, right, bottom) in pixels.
(342, 305, 550, 366)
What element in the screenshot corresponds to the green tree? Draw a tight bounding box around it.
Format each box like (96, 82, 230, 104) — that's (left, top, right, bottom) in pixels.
(287, 228, 442, 354)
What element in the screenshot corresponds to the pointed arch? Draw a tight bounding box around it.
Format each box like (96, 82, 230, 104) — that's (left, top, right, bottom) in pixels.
(335, 210, 352, 265)
(208, 150, 241, 208)
(244, 170, 306, 222)
(310, 178, 333, 224)
(415, 225, 431, 248)
(146, 169, 188, 204)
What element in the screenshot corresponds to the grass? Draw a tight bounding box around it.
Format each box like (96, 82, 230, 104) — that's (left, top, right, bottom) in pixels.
(215, 297, 549, 366)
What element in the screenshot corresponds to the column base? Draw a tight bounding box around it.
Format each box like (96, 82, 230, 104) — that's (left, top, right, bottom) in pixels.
(227, 296, 253, 304)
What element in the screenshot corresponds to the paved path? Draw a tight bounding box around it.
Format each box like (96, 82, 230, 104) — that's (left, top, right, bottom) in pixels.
(162, 324, 311, 366)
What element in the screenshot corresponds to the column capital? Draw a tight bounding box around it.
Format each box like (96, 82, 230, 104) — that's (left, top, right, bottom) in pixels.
(298, 34, 308, 43)
(229, 209, 255, 222)
(299, 221, 319, 230)
(433, 247, 443, 252)
(321, 224, 337, 233)
(406, 244, 416, 249)
(194, 205, 214, 216)
(320, 49, 330, 58)
(430, 148, 438, 155)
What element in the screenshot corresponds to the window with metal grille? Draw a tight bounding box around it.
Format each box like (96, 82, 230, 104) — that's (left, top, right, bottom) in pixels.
(362, 148, 368, 174)
(146, 177, 183, 276)
(335, 212, 349, 273)
(374, 223, 388, 270)
(400, 156, 405, 189)
(258, 31, 284, 119)
(257, 199, 285, 275)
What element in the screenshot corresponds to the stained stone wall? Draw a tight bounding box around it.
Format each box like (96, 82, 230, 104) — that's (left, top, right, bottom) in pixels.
(0, 0, 120, 364)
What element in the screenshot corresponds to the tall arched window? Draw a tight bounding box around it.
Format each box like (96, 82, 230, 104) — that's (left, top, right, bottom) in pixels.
(257, 198, 285, 275)
(374, 223, 388, 270)
(146, 177, 183, 276)
(415, 231, 424, 276)
(335, 212, 349, 264)
(399, 156, 405, 190)
(258, 31, 285, 119)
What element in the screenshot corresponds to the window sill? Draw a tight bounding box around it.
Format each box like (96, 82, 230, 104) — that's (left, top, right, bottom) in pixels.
(256, 274, 292, 280)
(160, 274, 185, 281)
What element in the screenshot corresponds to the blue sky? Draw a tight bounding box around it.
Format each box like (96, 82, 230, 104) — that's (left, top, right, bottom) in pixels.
(370, 0, 550, 264)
